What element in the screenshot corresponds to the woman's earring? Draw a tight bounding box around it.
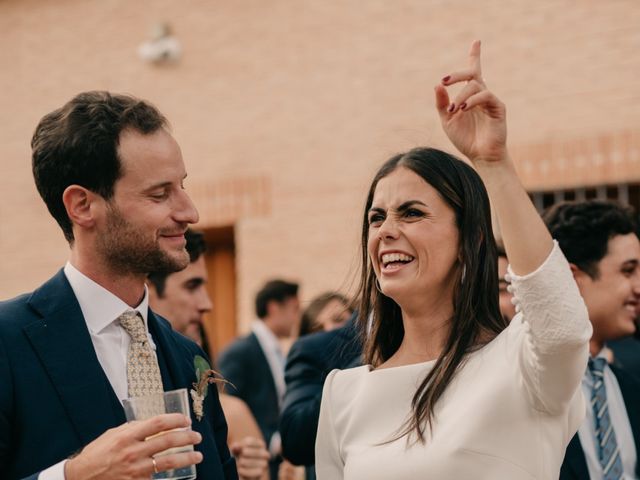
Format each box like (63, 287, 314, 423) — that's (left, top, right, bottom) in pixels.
(460, 265, 467, 285)
(375, 278, 383, 293)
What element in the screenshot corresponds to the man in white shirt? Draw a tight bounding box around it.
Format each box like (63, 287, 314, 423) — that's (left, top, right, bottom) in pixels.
(218, 279, 301, 479)
(544, 200, 640, 480)
(0, 92, 237, 479)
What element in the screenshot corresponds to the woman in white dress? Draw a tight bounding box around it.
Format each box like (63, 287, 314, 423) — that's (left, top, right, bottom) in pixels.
(315, 41, 592, 479)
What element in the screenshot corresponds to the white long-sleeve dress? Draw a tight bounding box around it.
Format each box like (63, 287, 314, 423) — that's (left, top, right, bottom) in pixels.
(315, 243, 592, 479)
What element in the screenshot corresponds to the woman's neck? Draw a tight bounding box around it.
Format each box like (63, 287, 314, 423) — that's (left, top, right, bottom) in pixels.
(381, 302, 453, 368)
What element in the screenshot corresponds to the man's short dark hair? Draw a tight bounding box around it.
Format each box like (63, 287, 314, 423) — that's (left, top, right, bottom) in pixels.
(255, 280, 299, 319)
(543, 200, 637, 278)
(148, 229, 207, 297)
(31, 91, 168, 242)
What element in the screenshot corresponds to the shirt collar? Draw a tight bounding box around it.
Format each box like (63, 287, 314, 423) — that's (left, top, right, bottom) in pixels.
(583, 347, 612, 387)
(63, 262, 149, 334)
(251, 320, 281, 353)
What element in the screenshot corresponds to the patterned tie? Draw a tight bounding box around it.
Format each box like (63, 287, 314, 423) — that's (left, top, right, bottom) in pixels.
(118, 310, 164, 398)
(589, 357, 624, 480)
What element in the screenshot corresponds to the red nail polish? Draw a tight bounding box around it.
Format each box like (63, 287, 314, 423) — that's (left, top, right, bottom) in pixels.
(460, 102, 467, 110)
(448, 103, 455, 113)
(442, 75, 451, 84)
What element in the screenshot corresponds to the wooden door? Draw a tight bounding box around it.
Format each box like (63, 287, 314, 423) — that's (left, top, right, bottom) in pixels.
(202, 226, 237, 360)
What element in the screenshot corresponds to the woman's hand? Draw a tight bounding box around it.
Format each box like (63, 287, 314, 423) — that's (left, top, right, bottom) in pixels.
(435, 40, 507, 165)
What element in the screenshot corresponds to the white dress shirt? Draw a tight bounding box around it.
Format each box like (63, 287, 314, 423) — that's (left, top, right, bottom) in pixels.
(578, 349, 638, 479)
(251, 320, 286, 455)
(251, 320, 286, 406)
(39, 262, 155, 480)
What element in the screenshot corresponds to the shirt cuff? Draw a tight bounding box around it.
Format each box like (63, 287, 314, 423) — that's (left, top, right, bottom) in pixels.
(269, 431, 282, 457)
(38, 459, 67, 480)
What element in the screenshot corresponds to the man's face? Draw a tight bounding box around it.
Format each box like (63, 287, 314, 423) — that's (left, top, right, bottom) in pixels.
(268, 296, 301, 338)
(576, 233, 640, 345)
(95, 129, 199, 276)
(498, 255, 516, 322)
(149, 256, 212, 345)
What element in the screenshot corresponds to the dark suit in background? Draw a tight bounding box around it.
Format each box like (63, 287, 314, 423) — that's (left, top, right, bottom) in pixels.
(560, 363, 640, 479)
(0, 271, 237, 480)
(218, 331, 281, 478)
(280, 318, 362, 478)
(610, 336, 640, 379)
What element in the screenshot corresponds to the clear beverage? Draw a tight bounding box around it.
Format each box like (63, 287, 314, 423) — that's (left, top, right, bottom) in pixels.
(123, 388, 197, 480)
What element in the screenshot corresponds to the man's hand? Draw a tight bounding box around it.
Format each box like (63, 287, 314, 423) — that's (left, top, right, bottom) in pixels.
(65, 414, 203, 480)
(230, 436, 270, 480)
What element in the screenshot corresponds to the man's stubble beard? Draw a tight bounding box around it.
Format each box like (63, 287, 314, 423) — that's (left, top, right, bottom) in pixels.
(97, 205, 189, 276)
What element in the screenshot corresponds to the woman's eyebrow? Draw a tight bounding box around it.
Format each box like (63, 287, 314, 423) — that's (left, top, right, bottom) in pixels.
(397, 200, 428, 211)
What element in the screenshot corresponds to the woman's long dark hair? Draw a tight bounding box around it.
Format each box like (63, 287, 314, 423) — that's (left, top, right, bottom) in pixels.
(357, 147, 506, 442)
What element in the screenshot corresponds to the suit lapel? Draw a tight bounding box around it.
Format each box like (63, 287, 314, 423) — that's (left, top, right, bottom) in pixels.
(148, 312, 223, 476)
(23, 270, 124, 445)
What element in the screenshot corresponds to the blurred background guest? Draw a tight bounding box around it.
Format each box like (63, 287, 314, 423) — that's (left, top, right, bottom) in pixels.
(497, 243, 517, 323)
(281, 314, 361, 480)
(218, 279, 301, 479)
(543, 201, 640, 479)
(298, 292, 353, 337)
(149, 229, 212, 346)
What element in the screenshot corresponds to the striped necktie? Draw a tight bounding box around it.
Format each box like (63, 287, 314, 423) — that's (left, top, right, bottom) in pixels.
(589, 357, 623, 480)
(118, 309, 164, 398)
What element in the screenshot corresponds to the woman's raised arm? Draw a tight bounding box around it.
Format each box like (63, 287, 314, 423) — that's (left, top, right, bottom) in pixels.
(435, 40, 552, 276)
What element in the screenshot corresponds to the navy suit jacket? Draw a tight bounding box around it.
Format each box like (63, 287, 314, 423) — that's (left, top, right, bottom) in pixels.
(610, 337, 640, 379)
(217, 331, 280, 448)
(560, 363, 640, 479)
(280, 319, 361, 467)
(0, 270, 237, 480)
(217, 331, 281, 479)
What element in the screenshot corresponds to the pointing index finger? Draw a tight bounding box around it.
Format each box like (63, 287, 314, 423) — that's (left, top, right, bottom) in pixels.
(468, 39, 483, 81)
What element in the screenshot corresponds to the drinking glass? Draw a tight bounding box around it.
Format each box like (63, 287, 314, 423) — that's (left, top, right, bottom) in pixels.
(123, 388, 197, 480)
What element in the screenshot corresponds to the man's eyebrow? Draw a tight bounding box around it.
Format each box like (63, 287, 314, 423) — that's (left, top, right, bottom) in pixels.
(622, 259, 639, 267)
(142, 174, 188, 193)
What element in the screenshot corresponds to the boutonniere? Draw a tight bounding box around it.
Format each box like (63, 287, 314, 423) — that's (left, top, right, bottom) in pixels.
(190, 355, 232, 421)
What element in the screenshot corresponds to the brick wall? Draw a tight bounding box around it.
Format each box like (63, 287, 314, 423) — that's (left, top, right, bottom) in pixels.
(1, 0, 639, 332)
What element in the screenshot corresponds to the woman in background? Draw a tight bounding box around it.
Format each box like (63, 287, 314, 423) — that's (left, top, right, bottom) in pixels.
(298, 292, 353, 337)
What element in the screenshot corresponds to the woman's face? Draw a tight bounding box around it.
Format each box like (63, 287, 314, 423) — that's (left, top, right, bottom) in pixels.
(367, 167, 460, 308)
(316, 299, 352, 331)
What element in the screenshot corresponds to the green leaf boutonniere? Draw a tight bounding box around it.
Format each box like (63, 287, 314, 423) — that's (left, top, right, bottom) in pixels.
(190, 355, 232, 421)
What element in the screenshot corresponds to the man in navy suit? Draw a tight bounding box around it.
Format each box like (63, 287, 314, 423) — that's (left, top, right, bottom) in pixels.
(218, 280, 300, 479)
(543, 200, 640, 479)
(0, 92, 237, 479)
(280, 315, 361, 478)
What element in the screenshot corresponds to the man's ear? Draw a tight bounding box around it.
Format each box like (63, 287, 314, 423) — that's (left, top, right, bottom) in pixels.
(62, 185, 100, 230)
(569, 263, 590, 287)
(265, 299, 279, 318)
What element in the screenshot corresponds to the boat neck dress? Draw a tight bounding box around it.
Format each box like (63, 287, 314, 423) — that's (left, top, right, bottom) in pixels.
(315, 243, 592, 479)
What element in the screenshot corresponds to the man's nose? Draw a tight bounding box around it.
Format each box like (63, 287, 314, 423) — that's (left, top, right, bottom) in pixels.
(174, 189, 199, 225)
(198, 289, 213, 314)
